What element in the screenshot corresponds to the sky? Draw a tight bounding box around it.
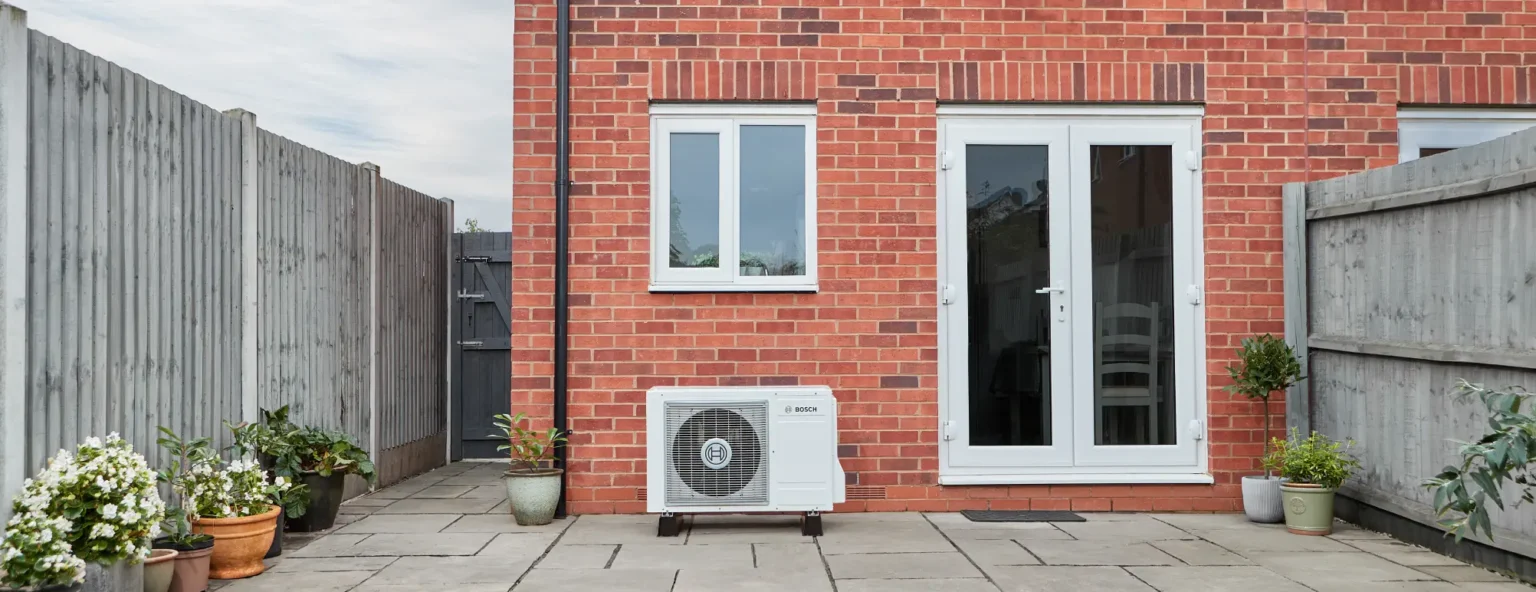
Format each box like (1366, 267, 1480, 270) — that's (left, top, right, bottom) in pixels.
(13, 0, 513, 232)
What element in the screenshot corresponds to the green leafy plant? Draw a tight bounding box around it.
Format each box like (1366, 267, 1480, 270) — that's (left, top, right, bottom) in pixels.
(224, 406, 372, 519)
(1270, 428, 1359, 489)
(155, 427, 217, 547)
(492, 413, 568, 472)
(1424, 380, 1536, 541)
(20, 434, 166, 565)
(1225, 334, 1305, 478)
(179, 459, 292, 520)
(1, 508, 84, 589)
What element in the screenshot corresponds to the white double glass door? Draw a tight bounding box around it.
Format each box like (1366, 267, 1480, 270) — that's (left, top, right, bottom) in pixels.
(938, 108, 1205, 480)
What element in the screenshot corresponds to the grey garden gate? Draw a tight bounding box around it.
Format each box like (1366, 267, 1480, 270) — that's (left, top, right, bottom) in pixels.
(451, 232, 513, 459)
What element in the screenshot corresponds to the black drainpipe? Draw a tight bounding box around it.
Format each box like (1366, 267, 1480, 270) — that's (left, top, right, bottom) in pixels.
(553, 0, 572, 519)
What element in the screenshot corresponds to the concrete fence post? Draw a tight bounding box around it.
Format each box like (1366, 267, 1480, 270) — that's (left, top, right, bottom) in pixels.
(225, 109, 260, 426)
(441, 198, 454, 464)
(1281, 181, 1310, 435)
(0, 1, 28, 524)
(362, 162, 381, 464)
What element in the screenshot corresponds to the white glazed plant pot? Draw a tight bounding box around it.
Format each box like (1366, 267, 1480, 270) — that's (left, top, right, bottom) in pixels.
(1241, 475, 1285, 523)
(504, 468, 564, 526)
(82, 559, 144, 592)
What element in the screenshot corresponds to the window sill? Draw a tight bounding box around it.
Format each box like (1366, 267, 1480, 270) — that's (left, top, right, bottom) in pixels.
(649, 283, 819, 294)
(938, 473, 1215, 486)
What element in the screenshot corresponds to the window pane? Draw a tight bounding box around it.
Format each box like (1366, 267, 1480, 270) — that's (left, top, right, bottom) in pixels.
(669, 133, 720, 269)
(1090, 145, 1175, 446)
(739, 125, 807, 277)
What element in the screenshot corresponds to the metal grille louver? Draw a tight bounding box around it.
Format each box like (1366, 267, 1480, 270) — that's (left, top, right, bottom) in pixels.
(664, 402, 769, 506)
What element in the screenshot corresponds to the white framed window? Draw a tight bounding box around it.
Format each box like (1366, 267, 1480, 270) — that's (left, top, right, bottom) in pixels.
(1399, 108, 1536, 162)
(649, 104, 817, 292)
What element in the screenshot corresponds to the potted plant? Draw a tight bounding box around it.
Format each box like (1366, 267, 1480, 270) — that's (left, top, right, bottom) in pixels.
(279, 428, 375, 533)
(180, 459, 291, 579)
(17, 435, 165, 592)
(1274, 428, 1360, 535)
(225, 413, 309, 552)
(1225, 334, 1305, 523)
(152, 428, 217, 592)
(1, 506, 85, 592)
(493, 413, 568, 526)
(140, 547, 178, 592)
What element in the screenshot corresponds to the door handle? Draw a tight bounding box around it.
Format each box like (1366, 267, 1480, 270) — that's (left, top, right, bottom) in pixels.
(1035, 286, 1066, 294)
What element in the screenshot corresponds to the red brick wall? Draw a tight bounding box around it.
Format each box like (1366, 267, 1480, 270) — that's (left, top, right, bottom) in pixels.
(513, 0, 1536, 514)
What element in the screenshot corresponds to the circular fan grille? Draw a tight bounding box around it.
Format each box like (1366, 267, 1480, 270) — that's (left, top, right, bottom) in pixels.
(670, 407, 763, 497)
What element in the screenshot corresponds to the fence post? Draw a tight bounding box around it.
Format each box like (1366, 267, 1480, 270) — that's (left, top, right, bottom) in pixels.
(227, 108, 261, 425)
(362, 162, 381, 464)
(441, 198, 454, 464)
(0, 1, 27, 524)
(1282, 181, 1310, 435)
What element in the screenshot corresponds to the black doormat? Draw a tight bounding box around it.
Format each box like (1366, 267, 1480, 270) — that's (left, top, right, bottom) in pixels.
(960, 510, 1086, 523)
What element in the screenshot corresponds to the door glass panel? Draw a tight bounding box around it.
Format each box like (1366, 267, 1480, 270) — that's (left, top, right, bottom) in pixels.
(967, 145, 1052, 447)
(739, 125, 807, 276)
(1090, 145, 1175, 446)
(669, 133, 720, 268)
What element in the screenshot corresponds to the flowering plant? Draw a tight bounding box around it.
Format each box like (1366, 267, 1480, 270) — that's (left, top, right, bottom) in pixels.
(0, 509, 85, 590)
(20, 434, 165, 566)
(178, 459, 290, 520)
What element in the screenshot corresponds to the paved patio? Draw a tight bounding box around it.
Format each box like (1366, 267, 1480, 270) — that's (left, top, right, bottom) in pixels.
(218, 462, 1530, 591)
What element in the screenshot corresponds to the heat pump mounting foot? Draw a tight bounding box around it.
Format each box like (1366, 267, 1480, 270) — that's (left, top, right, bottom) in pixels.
(658, 513, 682, 537)
(801, 512, 823, 536)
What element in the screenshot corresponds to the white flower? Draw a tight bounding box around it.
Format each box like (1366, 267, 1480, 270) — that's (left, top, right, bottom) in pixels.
(101, 503, 118, 520)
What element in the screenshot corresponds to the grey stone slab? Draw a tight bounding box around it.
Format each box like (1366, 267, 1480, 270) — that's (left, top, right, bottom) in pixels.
(1022, 541, 1179, 566)
(435, 475, 506, 487)
(952, 538, 1041, 566)
(412, 485, 475, 499)
(1128, 566, 1312, 592)
(1199, 527, 1359, 554)
(344, 497, 397, 507)
(287, 534, 371, 558)
(217, 571, 375, 592)
(536, 544, 615, 569)
(337, 504, 385, 517)
(512, 568, 678, 592)
(354, 585, 511, 592)
(490, 500, 511, 514)
(342, 533, 496, 557)
(827, 552, 983, 580)
(1412, 565, 1511, 582)
(477, 533, 562, 560)
(753, 542, 826, 572)
(1343, 539, 1466, 566)
(369, 484, 434, 500)
(1150, 513, 1267, 532)
(1080, 512, 1160, 522)
(1149, 541, 1253, 566)
(988, 566, 1156, 591)
(442, 515, 573, 534)
(1306, 584, 1465, 592)
(374, 497, 501, 514)
(366, 555, 534, 585)
(687, 515, 814, 544)
(1326, 523, 1393, 540)
(462, 485, 506, 499)
(927, 513, 1067, 530)
(1056, 520, 1198, 542)
(824, 512, 930, 524)
(1250, 552, 1439, 585)
(673, 568, 834, 592)
(558, 514, 685, 545)
(608, 543, 755, 570)
(1454, 584, 1533, 591)
(269, 556, 398, 573)
(817, 521, 954, 554)
(838, 579, 997, 592)
(927, 513, 1074, 541)
(337, 513, 460, 534)
(332, 514, 363, 527)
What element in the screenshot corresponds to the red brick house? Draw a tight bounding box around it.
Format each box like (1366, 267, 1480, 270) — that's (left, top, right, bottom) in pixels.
(512, 0, 1536, 515)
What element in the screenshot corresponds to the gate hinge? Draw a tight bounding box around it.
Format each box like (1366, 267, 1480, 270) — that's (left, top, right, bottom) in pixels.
(940, 150, 954, 171)
(942, 420, 957, 442)
(1184, 150, 1200, 172)
(940, 284, 956, 306)
(1186, 285, 1202, 305)
(1188, 419, 1205, 441)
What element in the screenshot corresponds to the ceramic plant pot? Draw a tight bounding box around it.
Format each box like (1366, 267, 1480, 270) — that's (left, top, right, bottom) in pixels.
(1241, 475, 1285, 523)
(287, 472, 347, 533)
(83, 559, 144, 592)
(142, 548, 179, 592)
(504, 468, 563, 526)
(152, 537, 213, 592)
(1280, 483, 1337, 535)
(264, 514, 284, 559)
(192, 505, 280, 579)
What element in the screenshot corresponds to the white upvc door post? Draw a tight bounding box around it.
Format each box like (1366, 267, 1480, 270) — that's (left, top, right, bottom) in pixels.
(0, 1, 28, 525)
(226, 109, 260, 425)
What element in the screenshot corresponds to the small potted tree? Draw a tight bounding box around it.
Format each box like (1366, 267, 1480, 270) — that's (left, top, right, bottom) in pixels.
(153, 428, 217, 592)
(1, 505, 85, 592)
(1225, 334, 1304, 523)
(182, 459, 291, 579)
(1274, 428, 1360, 535)
(493, 413, 568, 526)
(1424, 381, 1535, 541)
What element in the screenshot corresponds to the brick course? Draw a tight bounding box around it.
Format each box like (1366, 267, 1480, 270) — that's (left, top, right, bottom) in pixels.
(513, 0, 1536, 514)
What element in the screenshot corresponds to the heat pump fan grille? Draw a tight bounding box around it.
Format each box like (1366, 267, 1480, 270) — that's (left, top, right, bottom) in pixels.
(664, 402, 769, 506)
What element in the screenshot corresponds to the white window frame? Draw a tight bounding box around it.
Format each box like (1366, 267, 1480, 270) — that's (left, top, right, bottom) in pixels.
(1399, 108, 1536, 163)
(649, 104, 818, 292)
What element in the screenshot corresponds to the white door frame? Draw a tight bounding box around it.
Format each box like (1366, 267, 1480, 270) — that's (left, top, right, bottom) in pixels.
(936, 105, 1211, 485)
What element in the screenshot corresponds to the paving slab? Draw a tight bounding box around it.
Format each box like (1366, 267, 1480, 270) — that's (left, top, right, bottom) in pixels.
(512, 568, 678, 592)
(1199, 527, 1358, 554)
(1454, 584, 1536, 591)
(287, 534, 370, 558)
(1305, 583, 1465, 592)
(365, 555, 534, 586)
(1411, 565, 1511, 582)
(824, 512, 930, 524)
(1342, 539, 1467, 566)
(367, 483, 435, 500)
(536, 544, 616, 569)
(988, 566, 1156, 591)
(477, 532, 563, 560)
(435, 475, 506, 487)
(926, 513, 1075, 541)
(342, 533, 496, 557)
(687, 515, 814, 544)
(462, 485, 506, 499)
(217, 570, 375, 592)
(337, 513, 460, 534)
(827, 552, 983, 580)
(354, 585, 511, 592)
(412, 485, 475, 499)
(1250, 551, 1439, 586)
(1149, 540, 1253, 566)
(1056, 519, 1198, 542)
(1326, 523, 1394, 540)
(1128, 566, 1312, 592)
(837, 579, 998, 592)
(337, 504, 386, 516)
(1022, 541, 1180, 566)
(673, 568, 834, 592)
(443, 515, 573, 534)
(608, 543, 755, 570)
(268, 556, 398, 573)
(374, 497, 501, 514)
(817, 521, 954, 554)
(952, 537, 1041, 566)
(1149, 513, 1266, 532)
(490, 500, 511, 514)
(558, 514, 685, 545)
(753, 542, 827, 571)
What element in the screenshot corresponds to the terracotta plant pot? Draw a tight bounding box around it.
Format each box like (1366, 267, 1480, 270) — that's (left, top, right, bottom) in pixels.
(143, 548, 179, 592)
(192, 505, 280, 580)
(504, 468, 563, 526)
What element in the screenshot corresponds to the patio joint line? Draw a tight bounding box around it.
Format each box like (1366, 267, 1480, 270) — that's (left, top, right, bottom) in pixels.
(510, 515, 578, 589)
(1013, 538, 1047, 564)
(668, 569, 680, 592)
(920, 513, 1005, 592)
(604, 544, 620, 569)
(1120, 565, 1159, 590)
(751, 542, 757, 568)
(813, 535, 839, 592)
(344, 556, 404, 592)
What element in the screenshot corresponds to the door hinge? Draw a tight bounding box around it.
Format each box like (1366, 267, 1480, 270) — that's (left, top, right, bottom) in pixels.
(942, 420, 957, 442)
(940, 150, 954, 171)
(1188, 419, 1205, 441)
(1186, 285, 1202, 305)
(1184, 150, 1200, 172)
(940, 284, 956, 306)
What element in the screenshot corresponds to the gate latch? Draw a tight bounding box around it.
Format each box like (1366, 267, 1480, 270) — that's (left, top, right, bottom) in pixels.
(457, 340, 484, 347)
(457, 290, 486, 300)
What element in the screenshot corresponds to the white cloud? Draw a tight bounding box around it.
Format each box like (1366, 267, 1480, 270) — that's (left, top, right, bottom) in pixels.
(12, 0, 512, 231)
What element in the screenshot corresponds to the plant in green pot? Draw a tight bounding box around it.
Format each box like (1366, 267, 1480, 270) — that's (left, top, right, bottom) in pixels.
(1, 506, 85, 592)
(1274, 429, 1360, 535)
(493, 413, 568, 526)
(1225, 334, 1305, 523)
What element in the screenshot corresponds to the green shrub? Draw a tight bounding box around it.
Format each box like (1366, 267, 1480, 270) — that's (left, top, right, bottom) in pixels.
(1271, 428, 1359, 489)
(1225, 334, 1304, 477)
(1424, 380, 1536, 541)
